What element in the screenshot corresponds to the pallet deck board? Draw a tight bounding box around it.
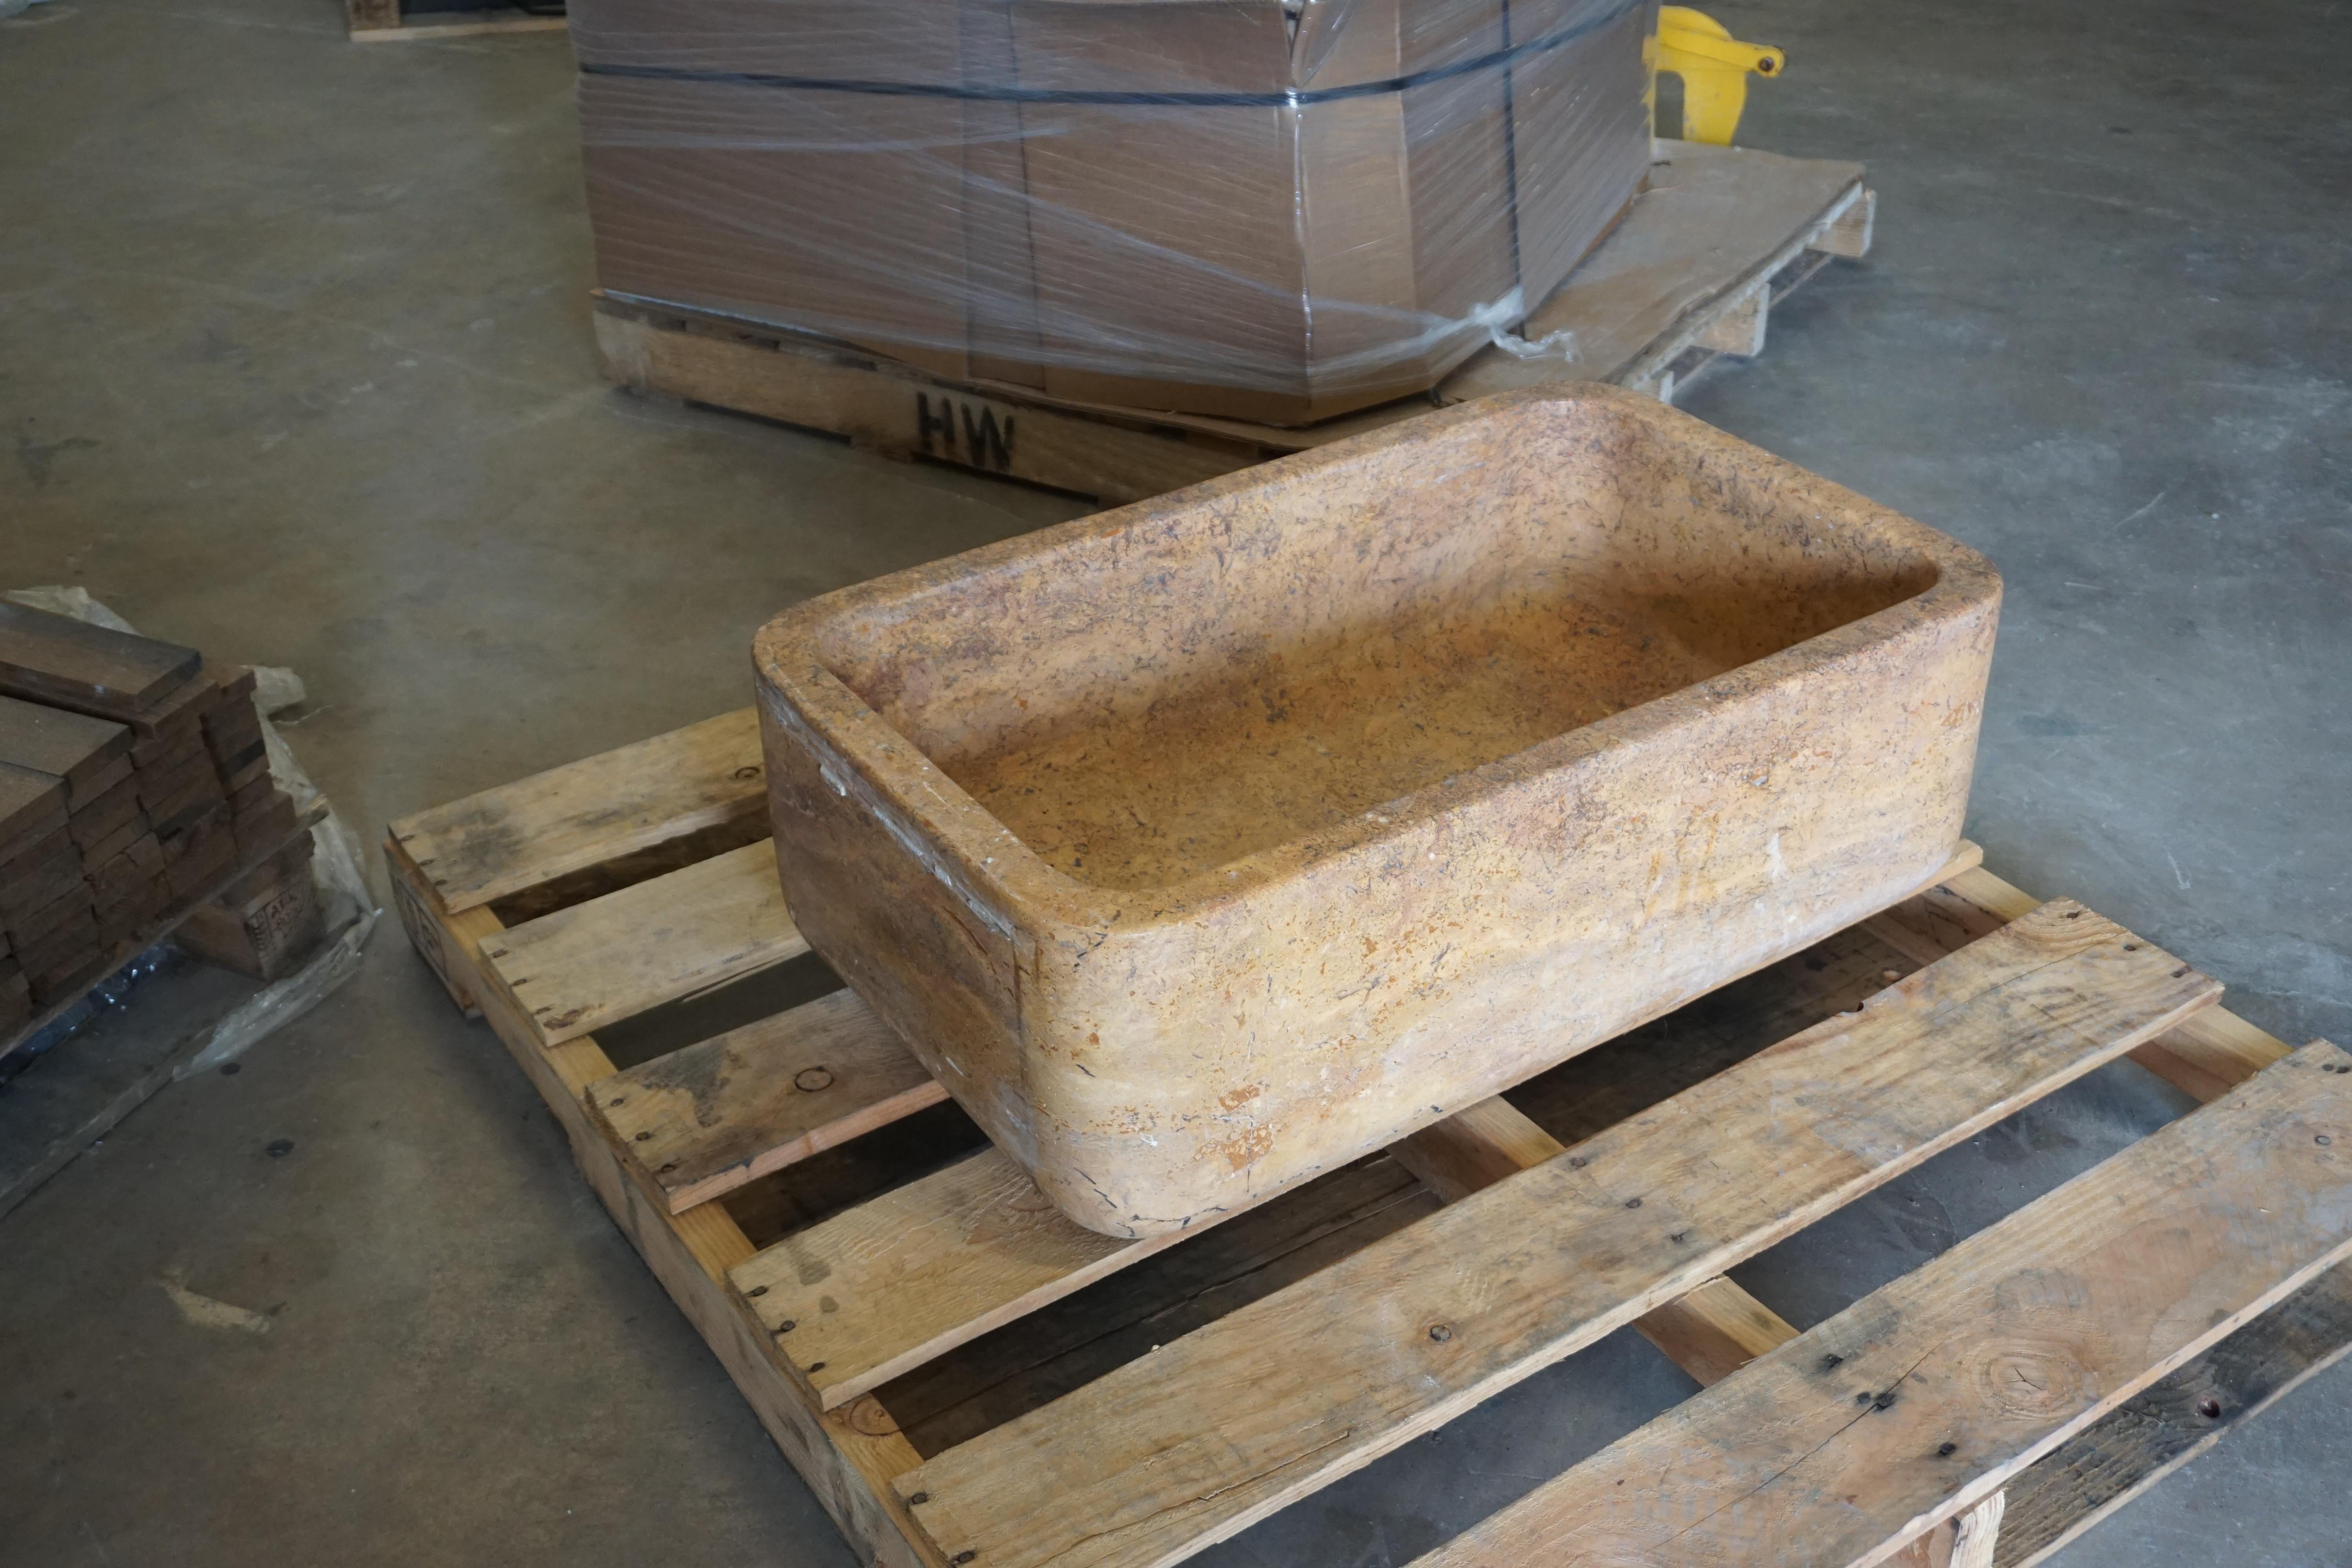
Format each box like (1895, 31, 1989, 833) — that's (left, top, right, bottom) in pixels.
(1392, 1095, 1802, 1388)
(0, 601, 200, 714)
(891, 903, 2220, 1568)
(1997, 1256, 2352, 1567)
(735, 1143, 1161, 1410)
(1413, 1041, 2352, 1568)
(392, 707, 764, 914)
(385, 709, 2341, 1568)
(480, 838, 806, 1045)
(593, 985, 948, 1213)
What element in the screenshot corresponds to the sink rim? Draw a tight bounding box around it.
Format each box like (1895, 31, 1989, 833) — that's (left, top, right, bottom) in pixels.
(754, 385, 2000, 935)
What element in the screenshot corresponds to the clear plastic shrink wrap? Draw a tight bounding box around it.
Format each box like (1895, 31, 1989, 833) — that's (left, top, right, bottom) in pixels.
(573, 0, 1659, 424)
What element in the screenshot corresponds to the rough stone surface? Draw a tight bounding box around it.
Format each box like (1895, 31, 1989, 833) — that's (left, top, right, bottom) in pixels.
(759, 387, 1997, 1235)
(0, 0, 2344, 1563)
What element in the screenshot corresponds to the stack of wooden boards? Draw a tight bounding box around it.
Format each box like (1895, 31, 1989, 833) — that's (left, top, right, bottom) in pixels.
(0, 602, 305, 1031)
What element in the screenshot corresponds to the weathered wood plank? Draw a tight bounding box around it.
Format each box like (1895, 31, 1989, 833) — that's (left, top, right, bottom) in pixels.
(0, 601, 199, 713)
(1870, 866, 2296, 1107)
(878, 1155, 1440, 1459)
(894, 902, 2219, 1568)
(1998, 1257, 2352, 1566)
(482, 840, 807, 1045)
(1638, 1274, 1802, 1388)
(1409, 1040, 2352, 1568)
(1394, 1096, 1798, 1385)
(387, 707, 765, 914)
(735, 1145, 1154, 1411)
(0, 694, 131, 794)
(591, 987, 947, 1213)
(1387, 1094, 1561, 1200)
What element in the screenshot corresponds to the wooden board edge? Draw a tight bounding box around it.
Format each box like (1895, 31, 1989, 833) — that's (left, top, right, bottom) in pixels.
(656, 1078, 955, 1215)
(1929, 864, 2294, 1096)
(1612, 174, 1869, 402)
(413, 848, 943, 1567)
(477, 839, 809, 1047)
(384, 707, 767, 915)
(386, 835, 486, 1016)
(1999, 1256, 2352, 1567)
(350, 8, 569, 42)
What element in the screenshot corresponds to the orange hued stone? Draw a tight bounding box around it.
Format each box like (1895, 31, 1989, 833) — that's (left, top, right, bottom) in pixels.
(754, 385, 2001, 1236)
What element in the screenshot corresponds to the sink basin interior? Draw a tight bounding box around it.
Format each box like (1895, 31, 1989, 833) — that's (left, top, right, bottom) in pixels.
(815, 405, 1940, 893)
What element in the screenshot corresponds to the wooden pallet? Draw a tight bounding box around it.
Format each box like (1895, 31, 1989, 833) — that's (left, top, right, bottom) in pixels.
(387, 707, 2352, 1568)
(594, 141, 1877, 505)
(344, 0, 566, 43)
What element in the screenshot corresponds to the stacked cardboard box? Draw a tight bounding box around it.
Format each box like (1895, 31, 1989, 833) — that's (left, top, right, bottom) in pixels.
(0, 603, 307, 1027)
(573, 0, 1659, 423)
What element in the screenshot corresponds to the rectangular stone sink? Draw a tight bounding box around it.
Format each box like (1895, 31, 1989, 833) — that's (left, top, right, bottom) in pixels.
(754, 385, 2001, 1238)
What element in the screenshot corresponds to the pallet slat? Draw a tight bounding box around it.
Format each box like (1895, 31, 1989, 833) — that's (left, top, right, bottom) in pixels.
(1411, 1040, 2352, 1568)
(893, 902, 2220, 1568)
(481, 840, 806, 1045)
(1395, 1097, 1800, 1386)
(389, 707, 764, 914)
(592, 986, 948, 1212)
(737, 1145, 1156, 1410)
(1998, 1256, 2352, 1566)
(1871, 866, 2295, 1101)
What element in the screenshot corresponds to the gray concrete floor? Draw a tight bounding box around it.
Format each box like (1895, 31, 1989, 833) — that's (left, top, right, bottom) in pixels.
(1, 0, 2345, 1562)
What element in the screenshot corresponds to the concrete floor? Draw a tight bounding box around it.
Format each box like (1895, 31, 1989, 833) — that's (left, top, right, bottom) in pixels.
(1, 0, 2346, 1562)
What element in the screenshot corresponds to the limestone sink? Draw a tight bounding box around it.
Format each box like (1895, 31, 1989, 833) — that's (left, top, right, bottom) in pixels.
(753, 385, 2001, 1237)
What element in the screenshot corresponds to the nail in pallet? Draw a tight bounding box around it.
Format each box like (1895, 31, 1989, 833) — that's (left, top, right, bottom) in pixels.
(388, 706, 2352, 1568)
(0, 602, 310, 1047)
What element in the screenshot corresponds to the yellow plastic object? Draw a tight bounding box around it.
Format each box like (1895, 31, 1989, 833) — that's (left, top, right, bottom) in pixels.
(1652, 6, 1784, 145)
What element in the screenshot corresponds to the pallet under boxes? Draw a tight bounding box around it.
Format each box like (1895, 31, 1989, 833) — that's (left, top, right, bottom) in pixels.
(388, 707, 2352, 1568)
